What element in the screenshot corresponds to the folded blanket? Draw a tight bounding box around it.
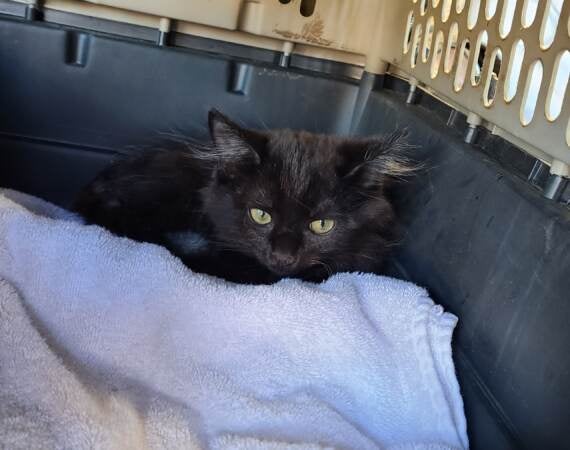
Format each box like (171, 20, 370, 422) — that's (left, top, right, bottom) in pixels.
(0, 189, 468, 449)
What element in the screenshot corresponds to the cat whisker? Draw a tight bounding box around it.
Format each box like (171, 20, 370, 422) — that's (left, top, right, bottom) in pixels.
(334, 251, 379, 262)
(205, 240, 253, 254)
(253, 114, 269, 131)
(309, 259, 334, 277)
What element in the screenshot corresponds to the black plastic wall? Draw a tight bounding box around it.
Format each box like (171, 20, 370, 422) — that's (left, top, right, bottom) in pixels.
(356, 93, 570, 449)
(2, 14, 570, 449)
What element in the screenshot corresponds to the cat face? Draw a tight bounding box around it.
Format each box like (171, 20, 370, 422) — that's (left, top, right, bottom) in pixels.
(200, 110, 411, 278)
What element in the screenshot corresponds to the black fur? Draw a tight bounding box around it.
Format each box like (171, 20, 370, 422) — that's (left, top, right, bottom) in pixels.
(74, 110, 414, 284)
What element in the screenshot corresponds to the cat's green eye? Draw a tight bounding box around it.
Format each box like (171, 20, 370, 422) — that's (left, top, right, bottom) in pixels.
(249, 208, 272, 225)
(309, 219, 335, 235)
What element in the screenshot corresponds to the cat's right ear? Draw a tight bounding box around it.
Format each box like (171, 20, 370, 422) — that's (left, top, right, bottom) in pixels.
(337, 130, 417, 189)
(208, 109, 266, 166)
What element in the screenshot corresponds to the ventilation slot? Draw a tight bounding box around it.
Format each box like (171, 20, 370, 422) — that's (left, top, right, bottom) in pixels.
(486, 0, 499, 20)
(504, 39, 525, 102)
(467, 0, 481, 29)
(500, 0, 517, 38)
(442, 0, 453, 21)
(411, 24, 423, 67)
(521, 0, 539, 27)
(403, 10, 415, 54)
(423, 16, 435, 62)
(540, 0, 564, 49)
(520, 59, 543, 125)
(483, 48, 503, 106)
(545, 50, 570, 121)
(456, 0, 467, 13)
(471, 30, 488, 86)
(444, 22, 459, 73)
(454, 39, 471, 91)
(431, 30, 445, 78)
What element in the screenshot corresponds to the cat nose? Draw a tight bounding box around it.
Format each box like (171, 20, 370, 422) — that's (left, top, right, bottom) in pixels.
(272, 250, 297, 267)
(270, 233, 300, 268)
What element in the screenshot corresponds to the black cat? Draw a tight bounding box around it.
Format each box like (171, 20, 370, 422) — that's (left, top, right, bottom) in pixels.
(74, 110, 414, 284)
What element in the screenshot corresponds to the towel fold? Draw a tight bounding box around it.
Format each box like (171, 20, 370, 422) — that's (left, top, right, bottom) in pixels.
(0, 189, 468, 449)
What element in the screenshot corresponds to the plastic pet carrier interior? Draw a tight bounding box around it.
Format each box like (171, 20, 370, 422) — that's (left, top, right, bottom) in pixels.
(1, 0, 569, 448)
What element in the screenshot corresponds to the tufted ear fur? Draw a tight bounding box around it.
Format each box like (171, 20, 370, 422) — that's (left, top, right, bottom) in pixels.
(207, 109, 267, 168)
(336, 130, 417, 189)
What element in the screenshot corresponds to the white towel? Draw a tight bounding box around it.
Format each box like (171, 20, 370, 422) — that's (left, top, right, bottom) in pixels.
(0, 189, 468, 450)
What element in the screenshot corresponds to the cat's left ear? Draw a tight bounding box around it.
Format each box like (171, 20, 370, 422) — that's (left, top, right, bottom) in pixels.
(208, 109, 267, 165)
(337, 130, 416, 188)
